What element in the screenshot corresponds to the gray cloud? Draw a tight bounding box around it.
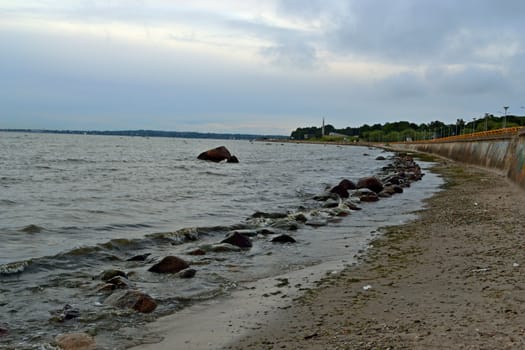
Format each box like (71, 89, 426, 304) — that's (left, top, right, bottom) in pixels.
(277, 0, 525, 65)
(2, 1, 525, 133)
(260, 40, 319, 69)
(424, 65, 509, 96)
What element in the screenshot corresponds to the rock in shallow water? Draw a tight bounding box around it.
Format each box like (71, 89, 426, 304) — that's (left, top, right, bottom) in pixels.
(148, 256, 189, 273)
(99, 269, 127, 281)
(55, 333, 96, 350)
(220, 232, 252, 248)
(20, 224, 43, 233)
(251, 211, 288, 219)
(197, 146, 239, 163)
(356, 176, 384, 194)
(105, 289, 157, 313)
(107, 275, 131, 289)
(126, 253, 151, 261)
(178, 268, 197, 278)
(187, 248, 207, 256)
(271, 234, 297, 243)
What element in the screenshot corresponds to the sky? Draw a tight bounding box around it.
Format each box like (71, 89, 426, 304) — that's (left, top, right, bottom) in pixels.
(1, 1, 524, 135)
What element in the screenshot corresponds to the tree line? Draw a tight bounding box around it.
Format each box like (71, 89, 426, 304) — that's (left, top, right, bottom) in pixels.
(290, 115, 525, 142)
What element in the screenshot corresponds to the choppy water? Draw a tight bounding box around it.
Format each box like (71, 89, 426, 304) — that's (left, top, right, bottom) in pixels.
(0, 132, 442, 349)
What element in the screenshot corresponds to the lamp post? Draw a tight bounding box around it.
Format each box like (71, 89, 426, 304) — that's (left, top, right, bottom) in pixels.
(472, 118, 476, 133)
(484, 113, 489, 131)
(503, 106, 509, 128)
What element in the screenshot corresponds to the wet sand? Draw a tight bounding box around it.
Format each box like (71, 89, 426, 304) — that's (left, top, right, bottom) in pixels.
(226, 161, 525, 349)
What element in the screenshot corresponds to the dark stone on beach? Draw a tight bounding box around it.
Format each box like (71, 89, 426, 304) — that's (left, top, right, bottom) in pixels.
(221, 232, 252, 249)
(126, 253, 151, 262)
(197, 146, 239, 163)
(187, 248, 207, 256)
(271, 234, 297, 243)
(20, 224, 43, 233)
(148, 256, 189, 273)
(251, 211, 288, 219)
(378, 191, 391, 198)
(356, 176, 384, 193)
(55, 333, 96, 350)
(178, 268, 197, 278)
(100, 269, 127, 281)
(105, 289, 157, 313)
(376, 156, 386, 161)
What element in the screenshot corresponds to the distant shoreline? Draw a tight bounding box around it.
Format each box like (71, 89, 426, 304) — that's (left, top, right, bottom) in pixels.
(259, 138, 382, 148)
(0, 128, 288, 141)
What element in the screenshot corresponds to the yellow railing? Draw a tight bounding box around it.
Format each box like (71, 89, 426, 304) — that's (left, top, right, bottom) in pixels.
(404, 127, 523, 144)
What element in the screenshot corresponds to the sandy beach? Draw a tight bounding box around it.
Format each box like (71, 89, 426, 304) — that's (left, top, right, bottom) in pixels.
(225, 160, 525, 349)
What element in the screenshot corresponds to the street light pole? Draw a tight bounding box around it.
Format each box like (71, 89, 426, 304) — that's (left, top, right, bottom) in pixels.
(503, 106, 509, 128)
(472, 118, 476, 133)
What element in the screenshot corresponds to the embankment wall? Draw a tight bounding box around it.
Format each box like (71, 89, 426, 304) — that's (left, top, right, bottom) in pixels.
(396, 129, 525, 188)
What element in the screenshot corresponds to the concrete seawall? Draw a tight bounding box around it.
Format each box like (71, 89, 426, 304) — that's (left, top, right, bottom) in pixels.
(395, 128, 525, 188)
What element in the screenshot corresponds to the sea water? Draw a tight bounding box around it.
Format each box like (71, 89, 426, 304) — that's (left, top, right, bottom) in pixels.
(0, 132, 442, 349)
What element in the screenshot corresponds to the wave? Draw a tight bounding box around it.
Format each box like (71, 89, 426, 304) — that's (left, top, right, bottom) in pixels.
(0, 260, 30, 275)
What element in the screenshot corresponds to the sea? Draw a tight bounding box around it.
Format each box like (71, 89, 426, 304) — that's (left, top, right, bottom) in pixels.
(0, 132, 443, 349)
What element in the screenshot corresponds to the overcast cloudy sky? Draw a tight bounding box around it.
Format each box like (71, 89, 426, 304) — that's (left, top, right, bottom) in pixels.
(1, 1, 524, 134)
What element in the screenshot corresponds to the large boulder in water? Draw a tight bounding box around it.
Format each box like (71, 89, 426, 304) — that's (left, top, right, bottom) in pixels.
(356, 176, 384, 193)
(148, 256, 189, 273)
(105, 289, 157, 313)
(197, 146, 239, 163)
(55, 333, 96, 350)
